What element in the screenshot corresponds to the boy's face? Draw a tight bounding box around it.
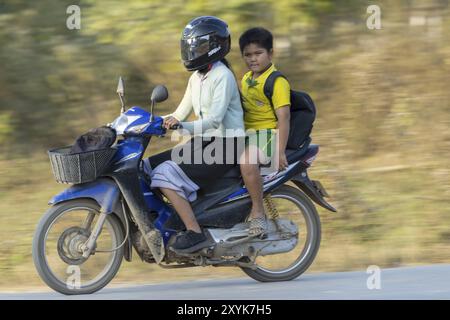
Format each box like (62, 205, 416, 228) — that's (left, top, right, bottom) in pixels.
(242, 43, 273, 75)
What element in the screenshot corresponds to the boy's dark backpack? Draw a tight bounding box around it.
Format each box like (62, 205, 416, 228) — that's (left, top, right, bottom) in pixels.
(264, 71, 316, 149)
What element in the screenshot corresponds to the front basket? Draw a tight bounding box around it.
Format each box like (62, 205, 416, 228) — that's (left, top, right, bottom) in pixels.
(48, 146, 116, 184)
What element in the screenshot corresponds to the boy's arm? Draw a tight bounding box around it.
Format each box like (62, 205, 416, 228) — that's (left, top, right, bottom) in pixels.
(275, 106, 290, 170)
(272, 77, 291, 170)
(275, 106, 290, 152)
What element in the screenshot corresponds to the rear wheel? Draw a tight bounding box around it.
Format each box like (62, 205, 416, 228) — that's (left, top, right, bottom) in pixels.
(32, 199, 124, 295)
(240, 185, 321, 282)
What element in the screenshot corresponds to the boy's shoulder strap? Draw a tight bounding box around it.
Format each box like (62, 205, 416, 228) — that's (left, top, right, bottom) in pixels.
(263, 70, 287, 109)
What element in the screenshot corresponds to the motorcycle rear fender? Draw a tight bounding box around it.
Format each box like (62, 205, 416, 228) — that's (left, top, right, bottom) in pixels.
(291, 171, 337, 212)
(48, 177, 133, 261)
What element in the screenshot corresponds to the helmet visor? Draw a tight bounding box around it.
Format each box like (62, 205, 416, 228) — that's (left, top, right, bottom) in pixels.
(181, 34, 211, 61)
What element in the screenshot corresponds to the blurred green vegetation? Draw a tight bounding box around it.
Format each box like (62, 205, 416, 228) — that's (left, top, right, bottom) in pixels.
(1, 0, 450, 289)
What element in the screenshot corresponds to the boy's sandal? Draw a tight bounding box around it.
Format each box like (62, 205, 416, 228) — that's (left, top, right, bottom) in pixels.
(249, 217, 268, 236)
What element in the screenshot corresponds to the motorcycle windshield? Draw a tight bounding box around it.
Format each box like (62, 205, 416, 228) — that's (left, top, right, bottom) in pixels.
(111, 113, 143, 135)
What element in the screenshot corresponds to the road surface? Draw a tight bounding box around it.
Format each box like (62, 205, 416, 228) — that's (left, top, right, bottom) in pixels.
(1, 264, 449, 300)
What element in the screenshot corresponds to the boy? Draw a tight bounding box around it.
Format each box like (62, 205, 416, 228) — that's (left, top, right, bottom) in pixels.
(239, 27, 291, 236)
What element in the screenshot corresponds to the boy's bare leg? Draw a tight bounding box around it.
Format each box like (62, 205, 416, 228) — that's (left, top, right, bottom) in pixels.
(240, 163, 265, 218)
(240, 145, 265, 219)
(159, 187, 201, 233)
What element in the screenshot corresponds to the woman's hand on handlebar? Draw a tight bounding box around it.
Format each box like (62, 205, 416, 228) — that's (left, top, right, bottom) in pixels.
(163, 116, 180, 130)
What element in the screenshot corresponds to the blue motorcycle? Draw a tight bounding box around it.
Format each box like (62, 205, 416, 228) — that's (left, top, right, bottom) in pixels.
(32, 78, 336, 295)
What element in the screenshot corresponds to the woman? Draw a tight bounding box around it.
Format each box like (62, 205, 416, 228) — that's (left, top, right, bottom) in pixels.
(144, 16, 245, 253)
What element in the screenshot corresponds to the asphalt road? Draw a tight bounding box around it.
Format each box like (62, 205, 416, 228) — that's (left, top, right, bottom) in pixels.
(1, 264, 450, 300)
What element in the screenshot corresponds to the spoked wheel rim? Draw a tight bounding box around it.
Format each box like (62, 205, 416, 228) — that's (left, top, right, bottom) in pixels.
(253, 192, 317, 274)
(43, 206, 120, 289)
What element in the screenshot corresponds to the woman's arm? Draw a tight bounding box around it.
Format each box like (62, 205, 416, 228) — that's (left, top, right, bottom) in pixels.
(168, 78, 193, 122)
(180, 72, 235, 134)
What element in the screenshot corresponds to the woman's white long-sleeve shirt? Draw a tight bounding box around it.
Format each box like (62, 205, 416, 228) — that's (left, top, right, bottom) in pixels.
(169, 61, 245, 137)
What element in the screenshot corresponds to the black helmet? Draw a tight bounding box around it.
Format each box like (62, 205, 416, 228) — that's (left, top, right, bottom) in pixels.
(180, 16, 231, 71)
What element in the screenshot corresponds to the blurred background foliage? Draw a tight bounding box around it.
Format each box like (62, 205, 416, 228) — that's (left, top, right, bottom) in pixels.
(0, 0, 449, 288)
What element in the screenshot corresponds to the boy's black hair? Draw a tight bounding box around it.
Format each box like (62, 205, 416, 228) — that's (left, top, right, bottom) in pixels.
(239, 27, 273, 54)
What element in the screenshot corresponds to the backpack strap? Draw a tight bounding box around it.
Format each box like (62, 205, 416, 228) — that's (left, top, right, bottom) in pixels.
(263, 70, 287, 110)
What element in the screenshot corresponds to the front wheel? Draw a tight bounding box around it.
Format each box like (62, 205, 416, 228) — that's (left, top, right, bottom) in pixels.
(240, 184, 321, 282)
(32, 199, 124, 295)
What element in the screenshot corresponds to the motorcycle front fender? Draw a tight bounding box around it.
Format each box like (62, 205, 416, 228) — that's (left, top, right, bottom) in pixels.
(49, 177, 120, 214)
(48, 177, 133, 261)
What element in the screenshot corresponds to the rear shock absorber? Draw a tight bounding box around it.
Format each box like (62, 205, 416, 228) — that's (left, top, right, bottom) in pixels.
(264, 194, 284, 233)
(263, 194, 279, 220)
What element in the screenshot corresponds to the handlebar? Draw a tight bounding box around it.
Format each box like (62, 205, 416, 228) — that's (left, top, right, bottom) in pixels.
(169, 124, 180, 130)
(160, 123, 181, 130)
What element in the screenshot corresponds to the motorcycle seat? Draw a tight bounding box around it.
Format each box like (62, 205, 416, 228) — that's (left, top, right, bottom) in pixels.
(190, 138, 315, 213)
(286, 143, 317, 165)
(222, 137, 314, 180)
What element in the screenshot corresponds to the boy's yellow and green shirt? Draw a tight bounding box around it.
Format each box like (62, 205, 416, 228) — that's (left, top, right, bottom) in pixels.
(241, 64, 291, 130)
